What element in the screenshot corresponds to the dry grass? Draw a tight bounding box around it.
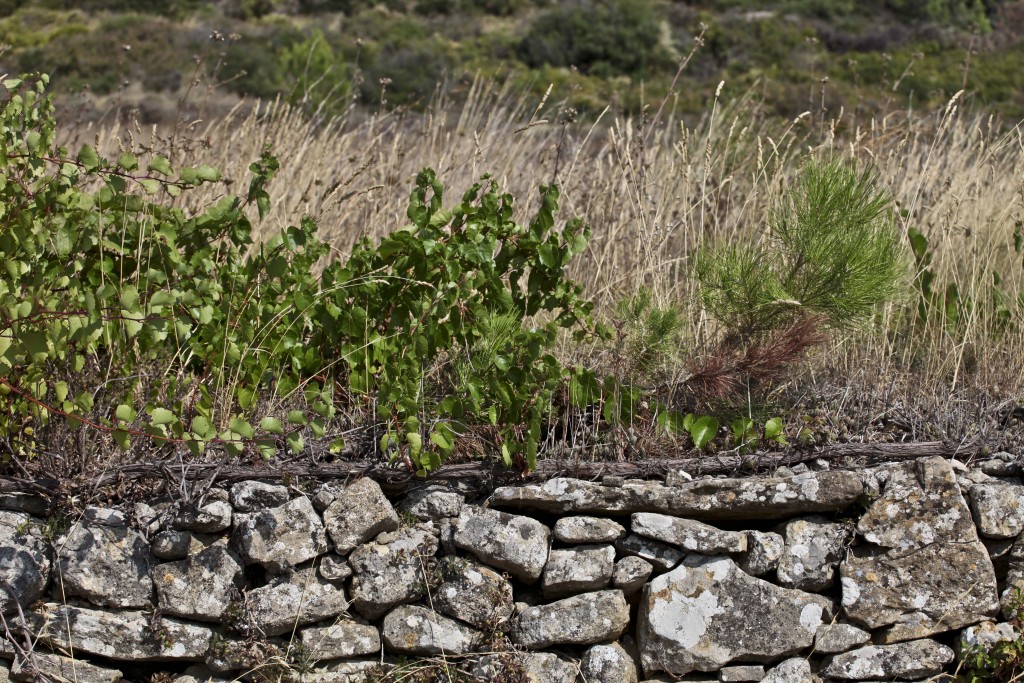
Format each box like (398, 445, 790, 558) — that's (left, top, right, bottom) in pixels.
(58, 75, 1024, 452)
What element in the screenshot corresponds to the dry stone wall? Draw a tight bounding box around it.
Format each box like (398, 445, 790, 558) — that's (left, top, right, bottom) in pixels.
(2, 453, 1024, 682)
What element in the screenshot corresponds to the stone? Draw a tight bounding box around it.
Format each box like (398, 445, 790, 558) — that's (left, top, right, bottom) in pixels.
(760, 658, 812, 683)
(581, 642, 639, 683)
(205, 637, 285, 674)
(454, 506, 549, 583)
(153, 541, 244, 621)
(511, 590, 630, 648)
(823, 639, 955, 680)
(738, 531, 784, 577)
(0, 494, 47, 516)
(297, 659, 391, 682)
(322, 478, 400, 555)
(319, 554, 352, 582)
(170, 501, 232, 533)
(10, 651, 123, 683)
(613, 556, 654, 595)
(299, 621, 381, 659)
(631, 513, 747, 554)
(244, 567, 351, 637)
(719, 665, 765, 681)
(232, 496, 327, 572)
(542, 544, 615, 598)
(490, 471, 863, 519)
(840, 457, 998, 642)
(984, 537, 1014, 579)
(33, 603, 213, 660)
(775, 516, 851, 591)
(229, 481, 290, 512)
(349, 525, 438, 620)
(0, 511, 51, 614)
(553, 516, 627, 544)
(83, 506, 126, 526)
(814, 622, 871, 654)
(381, 605, 481, 655)
(435, 559, 514, 629)
(399, 485, 464, 521)
(152, 531, 218, 560)
(637, 554, 831, 676)
(970, 482, 1024, 539)
(57, 520, 154, 608)
(472, 652, 579, 683)
(958, 620, 1020, 656)
(614, 534, 684, 572)
(1002, 532, 1024, 616)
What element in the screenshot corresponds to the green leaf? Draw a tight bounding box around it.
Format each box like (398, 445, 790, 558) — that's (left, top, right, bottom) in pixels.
(430, 430, 451, 450)
(150, 407, 177, 426)
(192, 416, 216, 439)
(148, 155, 173, 176)
(406, 432, 423, 459)
(115, 403, 136, 422)
(287, 432, 304, 454)
(689, 416, 718, 449)
(229, 416, 255, 439)
(77, 144, 100, 172)
(139, 178, 160, 195)
(112, 430, 131, 451)
(256, 438, 277, 460)
(117, 152, 138, 171)
(287, 410, 307, 425)
(53, 381, 69, 404)
(764, 417, 784, 439)
(196, 164, 221, 182)
(260, 416, 284, 434)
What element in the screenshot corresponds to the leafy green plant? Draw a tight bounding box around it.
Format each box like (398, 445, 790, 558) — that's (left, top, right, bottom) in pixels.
(956, 587, 1024, 682)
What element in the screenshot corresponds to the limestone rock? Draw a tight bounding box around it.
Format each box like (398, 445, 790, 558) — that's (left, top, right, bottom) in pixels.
(632, 513, 747, 554)
(34, 603, 213, 660)
(738, 531, 784, 577)
(0, 511, 51, 614)
(1002, 532, 1024, 617)
(761, 658, 812, 683)
(542, 544, 615, 598)
(322, 478, 400, 555)
(454, 506, 549, 583)
(399, 485, 464, 521)
(0, 493, 47, 516)
(959, 620, 1020, 656)
(581, 642, 639, 683)
(153, 542, 244, 621)
(171, 501, 232, 534)
(718, 665, 765, 681)
(319, 554, 353, 582)
(152, 531, 218, 560)
(823, 639, 955, 680)
(229, 481, 290, 512)
(814, 622, 871, 654)
(299, 621, 381, 659)
(554, 516, 627, 544)
(637, 555, 831, 676)
(57, 520, 154, 608)
(10, 651, 122, 683)
(511, 590, 629, 648)
(297, 659, 391, 682)
(970, 482, 1024, 539)
(435, 560, 514, 629)
(614, 534, 684, 572)
(245, 567, 351, 636)
(381, 605, 481, 655)
(472, 652, 579, 683)
(232, 496, 327, 572)
(83, 506, 126, 526)
(775, 516, 851, 591)
(349, 525, 438, 620)
(613, 556, 654, 595)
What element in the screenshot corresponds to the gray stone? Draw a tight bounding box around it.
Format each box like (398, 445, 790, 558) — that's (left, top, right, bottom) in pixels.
(511, 590, 630, 648)
(984, 537, 1014, 579)
(775, 516, 851, 591)
(153, 542, 244, 621)
(472, 652, 579, 683)
(719, 665, 765, 681)
(554, 516, 627, 544)
(582, 642, 639, 683)
(33, 603, 213, 660)
(83, 506, 126, 526)
(454, 506, 549, 583)
(840, 457, 998, 642)
(738, 531, 785, 577)
(323, 478, 400, 555)
(319, 554, 352, 582)
(299, 621, 381, 659)
(0, 511, 51, 614)
(490, 471, 863, 519)
(311, 483, 344, 513)
(57, 521, 154, 608)
(10, 651, 123, 683)
(232, 496, 327, 572)
(170, 501, 232, 533)
(542, 544, 615, 598)
(399, 485, 464, 521)
(435, 559, 514, 629)
(229, 481, 290, 512)
(823, 639, 955, 680)
(297, 659, 391, 682)
(244, 567, 351, 637)
(615, 534, 684, 572)
(204, 637, 285, 674)
(0, 494, 47, 516)
(814, 622, 871, 654)
(637, 555, 831, 676)
(152, 531, 218, 560)
(381, 605, 481, 655)
(632, 513, 747, 554)
(970, 482, 1024, 539)
(760, 658, 812, 683)
(613, 556, 654, 595)
(1002, 532, 1024, 617)
(958, 620, 1020, 656)
(349, 525, 438, 620)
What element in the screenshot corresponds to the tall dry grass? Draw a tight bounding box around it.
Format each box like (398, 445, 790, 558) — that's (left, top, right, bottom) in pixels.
(60, 76, 1024, 449)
